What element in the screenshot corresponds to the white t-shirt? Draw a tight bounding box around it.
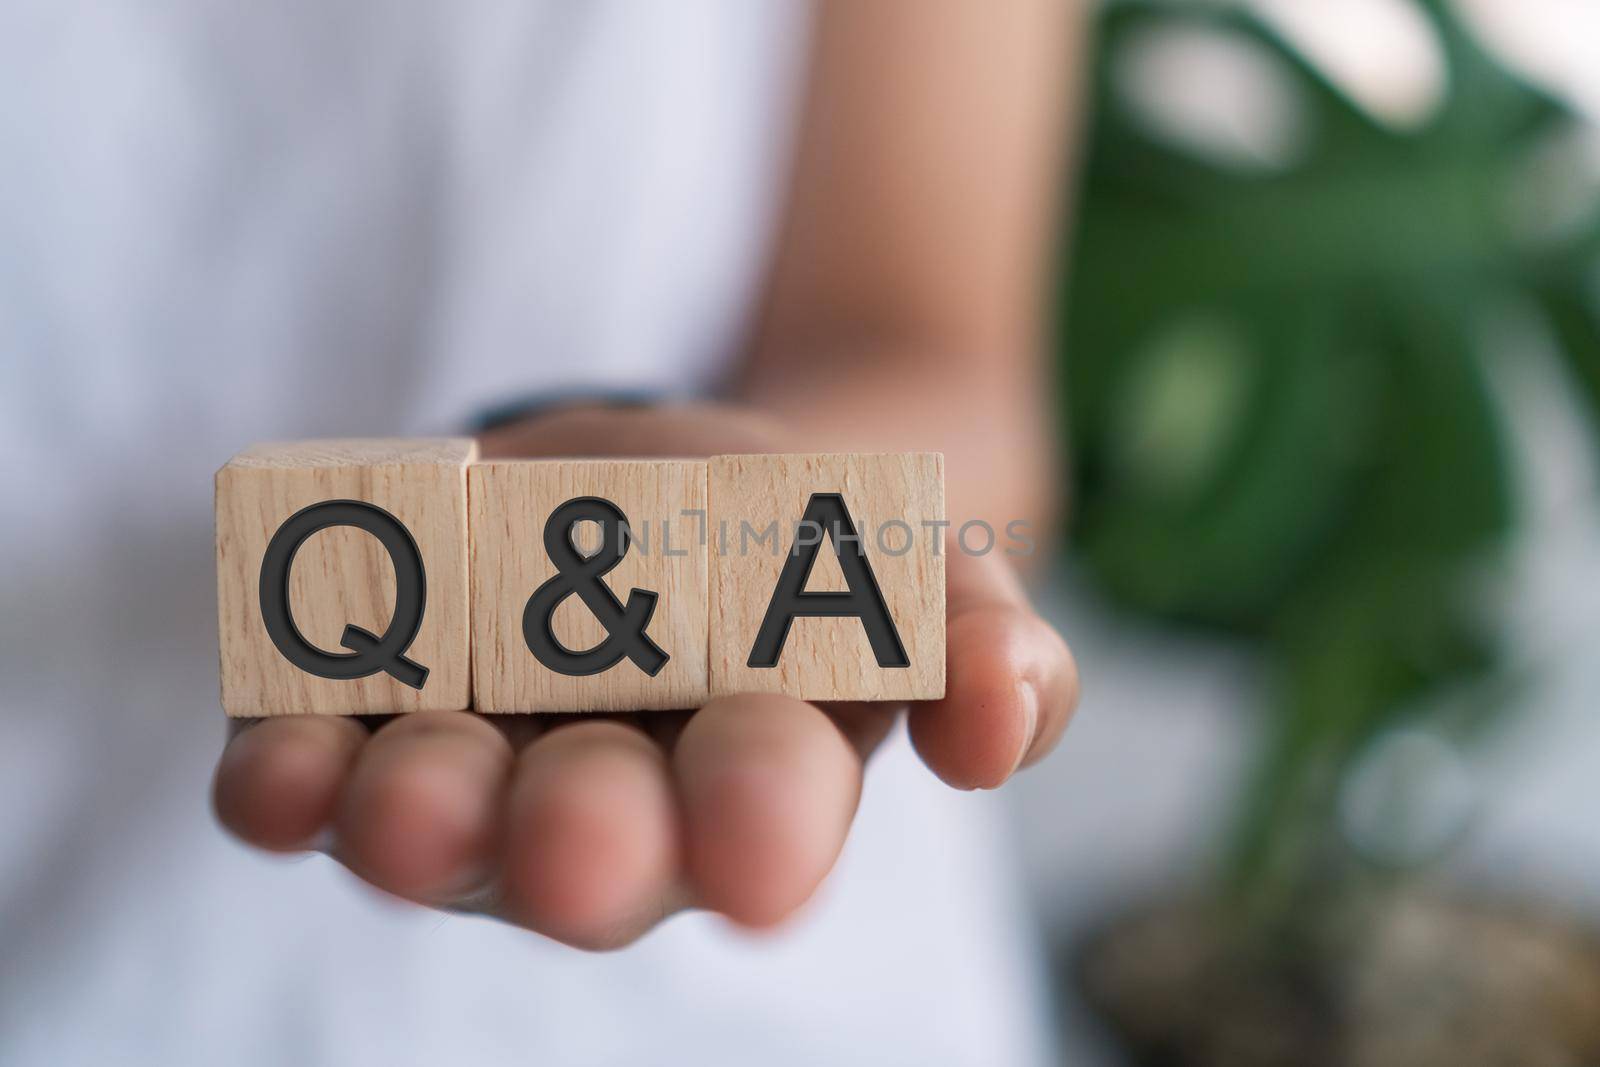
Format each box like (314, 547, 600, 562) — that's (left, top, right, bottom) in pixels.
(0, 4, 1053, 1064)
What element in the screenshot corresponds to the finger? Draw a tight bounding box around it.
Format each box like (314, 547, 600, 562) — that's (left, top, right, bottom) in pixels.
(501, 720, 683, 951)
(482, 712, 548, 753)
(908, 552, 1079, 789)
(334, 711, 513, 904)
(214, 716, 368, 852)
(675, 694, 862, 929)
(1019, 629, 1079, 769)
(817, 701, 902, 762)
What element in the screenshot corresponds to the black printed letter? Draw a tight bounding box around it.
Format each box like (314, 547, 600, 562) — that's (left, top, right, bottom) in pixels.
(258, 500, 429, 689)
(747, 493, 909, 669)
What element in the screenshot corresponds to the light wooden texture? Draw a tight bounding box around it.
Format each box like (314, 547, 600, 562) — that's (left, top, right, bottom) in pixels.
(708, 453, 946, 701)
(215, 438, 476, 717)
(469, 460, 709, 713)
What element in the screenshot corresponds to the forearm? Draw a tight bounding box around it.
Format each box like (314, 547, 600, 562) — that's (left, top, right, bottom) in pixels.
(730, 0, 1082, 543)
(732, 347, 1061, 543)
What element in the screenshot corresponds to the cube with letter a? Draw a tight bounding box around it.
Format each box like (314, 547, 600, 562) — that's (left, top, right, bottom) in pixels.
(708, 453, 945, 701)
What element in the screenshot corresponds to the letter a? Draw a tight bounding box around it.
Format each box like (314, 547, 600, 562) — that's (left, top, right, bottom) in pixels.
(747, 493, 910, 669)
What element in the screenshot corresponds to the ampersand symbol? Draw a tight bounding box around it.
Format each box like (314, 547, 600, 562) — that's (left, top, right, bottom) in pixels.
(522, 497, 670, 677)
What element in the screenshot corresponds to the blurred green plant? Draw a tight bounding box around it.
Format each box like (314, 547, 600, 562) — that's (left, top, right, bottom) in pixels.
(1059, 0, 1600, 930)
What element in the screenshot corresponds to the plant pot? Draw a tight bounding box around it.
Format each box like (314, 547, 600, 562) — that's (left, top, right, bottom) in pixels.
(1076, 891, 1600, 1067)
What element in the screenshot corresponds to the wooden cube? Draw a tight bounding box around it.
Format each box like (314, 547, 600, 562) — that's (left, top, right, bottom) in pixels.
(708, 453, 945, 701)
(469, 460, 709, 712)
(215, 438, 476, 717)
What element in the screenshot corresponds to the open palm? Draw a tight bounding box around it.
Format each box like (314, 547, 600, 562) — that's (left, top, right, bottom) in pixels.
(214, 406, 1079, 949)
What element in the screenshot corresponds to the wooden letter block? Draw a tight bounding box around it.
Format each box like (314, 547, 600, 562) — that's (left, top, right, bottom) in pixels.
(215, 438, 476, 717)
(469, 460, 709, 712)
(708, 453, 945, 701)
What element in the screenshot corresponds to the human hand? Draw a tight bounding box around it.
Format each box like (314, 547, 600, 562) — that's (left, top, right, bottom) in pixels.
(213, 404, 1079, 948)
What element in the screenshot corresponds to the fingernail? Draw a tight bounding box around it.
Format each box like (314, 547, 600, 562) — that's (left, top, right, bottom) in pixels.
(301, 827, 338, 856)
(438, 861, 496, 902)
(438, 875, 503, 916)
(1000, 681, 1040, 785)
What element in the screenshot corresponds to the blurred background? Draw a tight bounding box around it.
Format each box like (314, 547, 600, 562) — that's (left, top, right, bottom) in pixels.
(1023, 0, 1600, 1063)
(3, 1, 1599, 1064)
